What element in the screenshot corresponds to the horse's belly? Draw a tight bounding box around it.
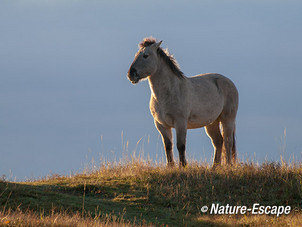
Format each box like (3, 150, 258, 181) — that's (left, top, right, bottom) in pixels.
(187, 116, 216, 129)
(187, 106, 222, 129)
(151, 106, 222, 129)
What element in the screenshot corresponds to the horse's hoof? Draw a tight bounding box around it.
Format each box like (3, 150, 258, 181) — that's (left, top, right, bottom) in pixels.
(167, 162, 175, 168)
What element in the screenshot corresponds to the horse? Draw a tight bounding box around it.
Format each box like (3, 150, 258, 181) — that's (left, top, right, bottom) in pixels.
(127, 37, 239, 167)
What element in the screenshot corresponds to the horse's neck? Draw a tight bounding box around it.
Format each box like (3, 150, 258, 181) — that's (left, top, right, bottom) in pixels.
(148, 64, 180, 101)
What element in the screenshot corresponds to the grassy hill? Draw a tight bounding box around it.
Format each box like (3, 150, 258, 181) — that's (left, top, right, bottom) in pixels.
(1, 160, 302, 226)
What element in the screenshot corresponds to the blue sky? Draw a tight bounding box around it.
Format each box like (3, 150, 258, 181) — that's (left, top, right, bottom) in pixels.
(1, 1, 302, 180)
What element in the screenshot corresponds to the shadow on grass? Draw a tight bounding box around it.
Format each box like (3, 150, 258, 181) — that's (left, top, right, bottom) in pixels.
(0, 181, 231, 226)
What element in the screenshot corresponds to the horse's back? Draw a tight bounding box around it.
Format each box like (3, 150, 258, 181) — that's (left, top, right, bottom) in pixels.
(190, 73, 235, 87)
(190, 73, 238, 100)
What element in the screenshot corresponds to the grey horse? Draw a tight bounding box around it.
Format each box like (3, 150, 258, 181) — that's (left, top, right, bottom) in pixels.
(128, 37, 239, 167)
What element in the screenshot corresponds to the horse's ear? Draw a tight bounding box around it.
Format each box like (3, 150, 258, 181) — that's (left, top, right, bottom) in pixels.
(151, 40, 162, 49)
(156, 40, 163, 49)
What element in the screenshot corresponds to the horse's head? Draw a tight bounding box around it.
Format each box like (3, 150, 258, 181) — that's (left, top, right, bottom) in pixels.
(127, 38, 162, 84)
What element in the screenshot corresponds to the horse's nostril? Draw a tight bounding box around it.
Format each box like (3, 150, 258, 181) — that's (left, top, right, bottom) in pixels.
(130, 67, 137, 76)
(127, 67, 139, 84)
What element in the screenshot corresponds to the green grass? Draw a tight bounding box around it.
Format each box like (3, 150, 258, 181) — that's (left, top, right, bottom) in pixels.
(1, 160, 302, 226)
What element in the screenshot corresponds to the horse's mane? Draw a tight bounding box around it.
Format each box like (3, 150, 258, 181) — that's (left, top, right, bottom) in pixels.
(139, 37, 185, 79)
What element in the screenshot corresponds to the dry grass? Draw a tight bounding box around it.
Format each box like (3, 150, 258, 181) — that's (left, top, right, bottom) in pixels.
(196, 213, 302, 227)
(0, 209, 149, 226)
(1, 160, 302, 226)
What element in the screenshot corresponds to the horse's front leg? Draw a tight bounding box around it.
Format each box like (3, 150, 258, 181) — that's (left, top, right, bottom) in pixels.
(154, 121, 175, 167)
(175, 120, 188, 167)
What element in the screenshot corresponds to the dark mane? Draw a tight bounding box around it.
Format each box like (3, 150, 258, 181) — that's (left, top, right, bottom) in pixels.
(139, 37, 185, 79)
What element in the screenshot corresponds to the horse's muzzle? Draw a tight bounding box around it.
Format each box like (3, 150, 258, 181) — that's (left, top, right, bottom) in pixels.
(128, 67, 140, 84)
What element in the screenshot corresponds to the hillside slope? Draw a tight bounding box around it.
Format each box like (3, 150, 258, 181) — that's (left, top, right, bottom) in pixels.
(1, 162, 302, 226)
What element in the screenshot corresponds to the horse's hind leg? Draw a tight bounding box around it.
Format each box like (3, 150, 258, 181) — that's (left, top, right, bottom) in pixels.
(154, 121, 174, 166)
(232, 127, 237, 163)
(221, 119, 236, 165)
(205, 119, 223, 166)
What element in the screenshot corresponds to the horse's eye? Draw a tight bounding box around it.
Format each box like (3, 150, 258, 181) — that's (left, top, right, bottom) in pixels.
(143, 54, 149, 59)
